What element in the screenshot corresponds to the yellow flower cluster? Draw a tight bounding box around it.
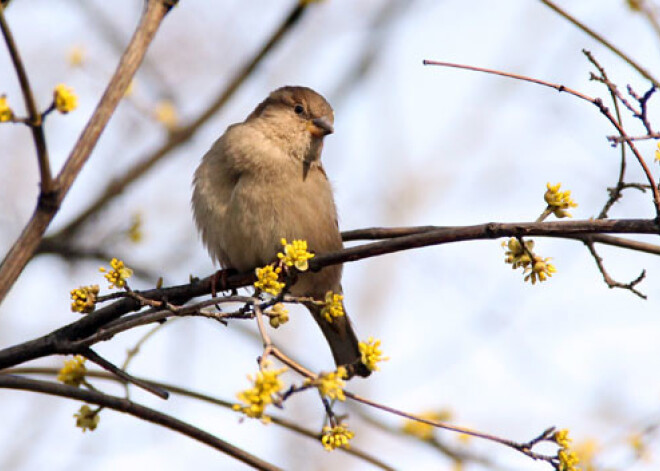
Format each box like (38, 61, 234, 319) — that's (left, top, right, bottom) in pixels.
(57, 355, 87, 387)
(544, 182, 577, 218)
(254, 265, 285, 296)
(655, 142, 660, 163)
(277, 238, 315, 271)
(267, 303, 289, 328)
(359, 336, 388, 371)
(524, 255, 557, 285)
(321, 423, 354, 451)
(402, 409, 452, 441)
(74, 405, 100, 432)
(53, 84, 78, 113)
(503, 238, 556, 285)
(502, 238, 534, 269)
(70, 284, 100, 313)
(306, 367, 347, 401)
(321, 291, 344, 323)
(233, 364, 287, 421)
(153, 99, 178, 130)
(555, 429, 581, 471)
(0, 95, 13, 122)
(99, 258, 133, 289)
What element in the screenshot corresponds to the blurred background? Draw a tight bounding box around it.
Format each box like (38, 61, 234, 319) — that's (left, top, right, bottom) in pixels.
(1, 0, 660, 469)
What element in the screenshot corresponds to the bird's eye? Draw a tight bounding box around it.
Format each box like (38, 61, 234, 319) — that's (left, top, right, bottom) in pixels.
(294, 104, 305, 115)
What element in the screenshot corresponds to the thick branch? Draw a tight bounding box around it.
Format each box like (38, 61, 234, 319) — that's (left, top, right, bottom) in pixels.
(0, 218, 657, 371)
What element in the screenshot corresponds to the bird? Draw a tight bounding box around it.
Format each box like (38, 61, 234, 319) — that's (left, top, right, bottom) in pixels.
(192, 86, 370, 378)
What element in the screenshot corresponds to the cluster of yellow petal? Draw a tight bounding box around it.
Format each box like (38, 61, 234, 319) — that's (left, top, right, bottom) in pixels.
(655, 142, 660, 163)
(57, 355, 87, 387)
(359, 336, 388, 371)
(555, 429, 581, 471)
(267, 303, 289, 328)
(70, 284, 100, 313)
(306, 367, 347, 401)
(502, 238, 534, 269)
(321, 291, 344, 323)
(544, 182, 578, 218)
(402, 409, 452, 441)
(0, 95, 13, 122)
(524, 255, 557, 285)
(233, 365, 287, 421)
(321, 424, 354, 451)
(254, 265, 285, 296)
(53, 84, 78, 113)
(74, 405, 100, 432)
(277, 238, 315, 271)
(99, 258, 133, 289)
(503, 238, 556, 285)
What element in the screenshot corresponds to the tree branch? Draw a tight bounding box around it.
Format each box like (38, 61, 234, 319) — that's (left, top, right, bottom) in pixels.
(0, 0, 175, 304)
(0, 374, 281, 471)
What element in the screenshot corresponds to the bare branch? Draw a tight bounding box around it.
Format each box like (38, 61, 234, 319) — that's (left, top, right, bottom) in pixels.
(0, 0, 176, 304)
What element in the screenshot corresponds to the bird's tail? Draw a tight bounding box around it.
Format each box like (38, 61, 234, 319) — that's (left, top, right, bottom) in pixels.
(305, 302, 371, 378)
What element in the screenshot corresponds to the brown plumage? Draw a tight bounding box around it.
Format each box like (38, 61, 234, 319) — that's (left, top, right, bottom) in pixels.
(192, 86, 370, 378)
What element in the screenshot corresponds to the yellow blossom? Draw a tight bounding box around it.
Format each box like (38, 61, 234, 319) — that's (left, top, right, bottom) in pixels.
(267, 303, 289, 328)
(153, 99, 178, 130)
(254, 265, 285, 296)
(502, 237, 534, 269)
(233, 364, 287, 421)
(306, 367, 347, 401)
(277, 238, 315, 271)
(544, 182, 578, 218)
(558, 448, 580, 471)
(321, 291, 344, 323)
(99, 258, 133, 289)
(402, 409, 452, 441)
(127, 213, 143, 243)
(524, 254, 557, 284)
(57, 355, 87, 387)
(67, 45, 86, 67)
(70, 284, 100, 313)
(555, 429, 573, 449)
(655, 142, 660, 163)
(53, 84, 78, 113)
(628, 432, 648, 459)
(321, 423, 354, 451)
(359, 336, 388, 371)
(74, 405, 100, 432)
(0, 95, 13, 122)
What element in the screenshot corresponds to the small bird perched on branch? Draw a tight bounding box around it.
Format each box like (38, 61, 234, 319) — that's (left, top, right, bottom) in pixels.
(192, 86, 370, 378)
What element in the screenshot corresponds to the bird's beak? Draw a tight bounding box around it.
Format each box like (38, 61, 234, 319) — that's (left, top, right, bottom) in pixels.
(308, 117, 334, 137)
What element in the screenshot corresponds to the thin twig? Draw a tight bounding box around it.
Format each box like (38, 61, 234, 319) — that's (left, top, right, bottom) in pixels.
(0, 375, 282, 471)
(423, 59, 660, 214)
(4, 367, 394, 470)
(345, 391, 557, 464)
(81, 347, 169, 399)
(584, 241, 647, 299)
(0, 2, 52, 192)
(539, 0, 660, 87)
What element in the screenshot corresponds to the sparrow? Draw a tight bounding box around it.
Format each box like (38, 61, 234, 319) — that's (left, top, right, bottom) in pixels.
(192, 86, 370, 378)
